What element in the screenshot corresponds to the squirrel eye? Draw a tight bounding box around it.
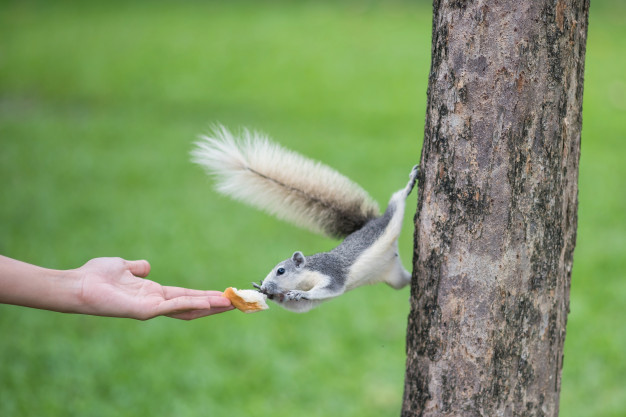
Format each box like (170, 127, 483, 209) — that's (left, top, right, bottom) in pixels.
(276, 267, 286, 276)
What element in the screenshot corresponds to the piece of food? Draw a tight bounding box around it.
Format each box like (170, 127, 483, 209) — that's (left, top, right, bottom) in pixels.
(223, 287, 269, 313)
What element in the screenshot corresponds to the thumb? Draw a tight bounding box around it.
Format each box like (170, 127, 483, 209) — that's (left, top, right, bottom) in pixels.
(126, 259, 151, 277)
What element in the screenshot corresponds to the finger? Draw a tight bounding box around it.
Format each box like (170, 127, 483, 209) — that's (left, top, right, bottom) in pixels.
(154, 296, 213, 317)
(207, 295, 232, 308)
(167, 309, 208, 320)
(126, 260, 151, 277)
(162, 286, 224, 299)
(167, 305, 235, 320)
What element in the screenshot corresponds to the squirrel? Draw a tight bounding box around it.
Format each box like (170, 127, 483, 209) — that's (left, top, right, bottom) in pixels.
(191, 125, 418, 313)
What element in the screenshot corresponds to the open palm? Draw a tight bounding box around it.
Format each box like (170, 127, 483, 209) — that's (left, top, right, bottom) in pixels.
(76, 257, 233, 320)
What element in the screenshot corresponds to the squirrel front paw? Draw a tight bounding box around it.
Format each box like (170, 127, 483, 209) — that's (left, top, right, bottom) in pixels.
(285, 290, 308, 301)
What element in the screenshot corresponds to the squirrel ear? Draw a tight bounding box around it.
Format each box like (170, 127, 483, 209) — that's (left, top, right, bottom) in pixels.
(292, 251, 306, 268)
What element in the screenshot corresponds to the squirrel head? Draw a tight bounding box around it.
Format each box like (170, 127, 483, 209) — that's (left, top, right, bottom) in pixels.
(260, 251, 307, 297)
(258, 251, 326, 312)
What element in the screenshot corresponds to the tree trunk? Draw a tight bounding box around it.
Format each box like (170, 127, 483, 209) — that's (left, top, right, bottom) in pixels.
(402, 0, 589, 415)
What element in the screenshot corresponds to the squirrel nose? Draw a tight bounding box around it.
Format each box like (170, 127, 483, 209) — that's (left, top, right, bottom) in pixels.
(261, 281, 279, 295)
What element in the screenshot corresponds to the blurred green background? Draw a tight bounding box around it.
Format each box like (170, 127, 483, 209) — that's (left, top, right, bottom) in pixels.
(0, 1, 623, 416)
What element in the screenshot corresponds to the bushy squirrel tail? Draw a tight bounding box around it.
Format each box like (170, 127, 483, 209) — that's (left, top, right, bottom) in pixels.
(191, 125, 380, 239)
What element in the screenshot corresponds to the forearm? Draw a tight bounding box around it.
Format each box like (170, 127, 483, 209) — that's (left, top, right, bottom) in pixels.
(0, 255, 82, 313)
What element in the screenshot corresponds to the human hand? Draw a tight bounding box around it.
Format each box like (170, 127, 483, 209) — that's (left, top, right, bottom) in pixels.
(73, 257, 233, 320)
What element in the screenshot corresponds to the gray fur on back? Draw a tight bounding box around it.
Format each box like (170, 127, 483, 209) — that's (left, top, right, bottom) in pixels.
(306, 202, 397, 289)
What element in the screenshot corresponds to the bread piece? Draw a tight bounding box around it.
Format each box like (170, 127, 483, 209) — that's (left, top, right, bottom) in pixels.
(223, 287, 269, 313)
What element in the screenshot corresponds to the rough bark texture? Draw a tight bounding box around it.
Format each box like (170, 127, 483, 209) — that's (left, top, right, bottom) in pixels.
(402, 0, 589, 416)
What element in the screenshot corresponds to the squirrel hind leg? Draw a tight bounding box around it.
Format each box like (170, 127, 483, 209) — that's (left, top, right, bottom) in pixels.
(404, 164, 419, 197)
(389, 164, 419, 206)
(384, 255, 411, 289)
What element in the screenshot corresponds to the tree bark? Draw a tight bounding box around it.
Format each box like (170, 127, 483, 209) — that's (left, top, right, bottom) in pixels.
(402, 0, 589, 416)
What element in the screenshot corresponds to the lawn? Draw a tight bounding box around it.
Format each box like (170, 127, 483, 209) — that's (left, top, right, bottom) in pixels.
(1, 1, 624, 416)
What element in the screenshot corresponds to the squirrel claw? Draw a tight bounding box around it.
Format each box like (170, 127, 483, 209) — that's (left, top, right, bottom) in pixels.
(285, 290, 307, 301)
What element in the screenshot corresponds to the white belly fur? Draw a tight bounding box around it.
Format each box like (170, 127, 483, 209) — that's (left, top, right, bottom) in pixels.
(345, 203, 405, 290)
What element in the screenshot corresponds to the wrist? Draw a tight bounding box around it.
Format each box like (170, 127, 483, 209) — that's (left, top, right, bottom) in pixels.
(19, 266, 85, 314)
(50, 267, 85, 314)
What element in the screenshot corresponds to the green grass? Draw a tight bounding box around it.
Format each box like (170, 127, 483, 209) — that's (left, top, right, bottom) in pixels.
(0, 1, 624, 416)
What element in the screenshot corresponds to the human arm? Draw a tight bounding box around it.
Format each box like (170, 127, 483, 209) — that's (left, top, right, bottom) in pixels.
(0, 255, 233, 320)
